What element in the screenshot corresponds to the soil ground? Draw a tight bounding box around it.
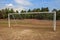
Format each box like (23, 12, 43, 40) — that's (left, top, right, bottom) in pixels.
(0, 19, 60, 40)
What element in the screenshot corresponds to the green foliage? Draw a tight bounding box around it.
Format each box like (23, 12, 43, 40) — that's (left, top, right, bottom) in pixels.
(10, 8, 14, 13)
(32, 8, 41, 12)
(21, 10, 26, 13)
(52, 9, 60, 20)
(16, 10, 19, 13)
(0, 7, 60, 20)
(52, 9, 57, 12)
(0, 8, 15, 19)
(28, 9, 31, 12)
(56, 10, 60, 20)
(41, 7, 49, 12)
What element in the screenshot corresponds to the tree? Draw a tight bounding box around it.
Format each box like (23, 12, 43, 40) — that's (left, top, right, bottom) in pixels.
(52, 9, 60, 20)
(32, 8, 41, 12)
(16, 10, 19, 13)
(0, 8, 15, 19)
(52, 9, 57, 12)
(41, 7, 49, 12)
(32, 8, 37, 12)
(56, 10, 60, 20)
(21, 10, 26, 13)
(0, 10, 3, 19)
(36, 8, 40, 12)
(0, 7, 60, 20)
(28, 9, 31, 12)
(10, 8, 14, 13)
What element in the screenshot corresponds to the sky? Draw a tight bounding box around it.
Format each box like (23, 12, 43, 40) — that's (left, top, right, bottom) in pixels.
(0, 0, 60, 12)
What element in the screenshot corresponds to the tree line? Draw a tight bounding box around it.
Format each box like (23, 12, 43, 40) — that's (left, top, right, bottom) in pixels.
(0, 8, 18, 19)
(0, 7, 60, 20)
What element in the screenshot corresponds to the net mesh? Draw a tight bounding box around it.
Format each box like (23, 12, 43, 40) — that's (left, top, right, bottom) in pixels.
(9, 12, 54, 29)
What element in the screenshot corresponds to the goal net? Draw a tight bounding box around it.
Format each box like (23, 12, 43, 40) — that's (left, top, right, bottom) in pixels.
(8, 12, 56, 31)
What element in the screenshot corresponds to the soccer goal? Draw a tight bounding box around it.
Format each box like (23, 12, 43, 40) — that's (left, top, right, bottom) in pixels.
(8, 12, 56, 31)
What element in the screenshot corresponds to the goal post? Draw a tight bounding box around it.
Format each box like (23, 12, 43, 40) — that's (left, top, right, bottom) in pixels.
(8, 12, 56, 31)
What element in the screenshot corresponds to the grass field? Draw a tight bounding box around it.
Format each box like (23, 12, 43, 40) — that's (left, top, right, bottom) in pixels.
(0, 19, 60, 40)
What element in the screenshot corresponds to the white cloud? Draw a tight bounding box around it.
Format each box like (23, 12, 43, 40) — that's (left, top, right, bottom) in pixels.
(4, 0, 33, 12)
(14, 0, 32, 6)
(13, 6, 26, 12)
(5, 4, 26, 12)
(5, 4, 14, 10)
(6, 4, 13, 7)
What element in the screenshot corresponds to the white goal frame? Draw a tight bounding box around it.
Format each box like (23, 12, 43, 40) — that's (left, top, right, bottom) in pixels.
(8, 12, 56, 31)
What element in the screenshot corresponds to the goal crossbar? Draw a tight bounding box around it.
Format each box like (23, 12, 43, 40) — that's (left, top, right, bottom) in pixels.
(8, 12, 56, 31)
(9, 12, 56, 15)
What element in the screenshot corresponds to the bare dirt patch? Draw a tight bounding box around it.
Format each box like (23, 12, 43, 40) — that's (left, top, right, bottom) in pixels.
(0, 19, 60, 40)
